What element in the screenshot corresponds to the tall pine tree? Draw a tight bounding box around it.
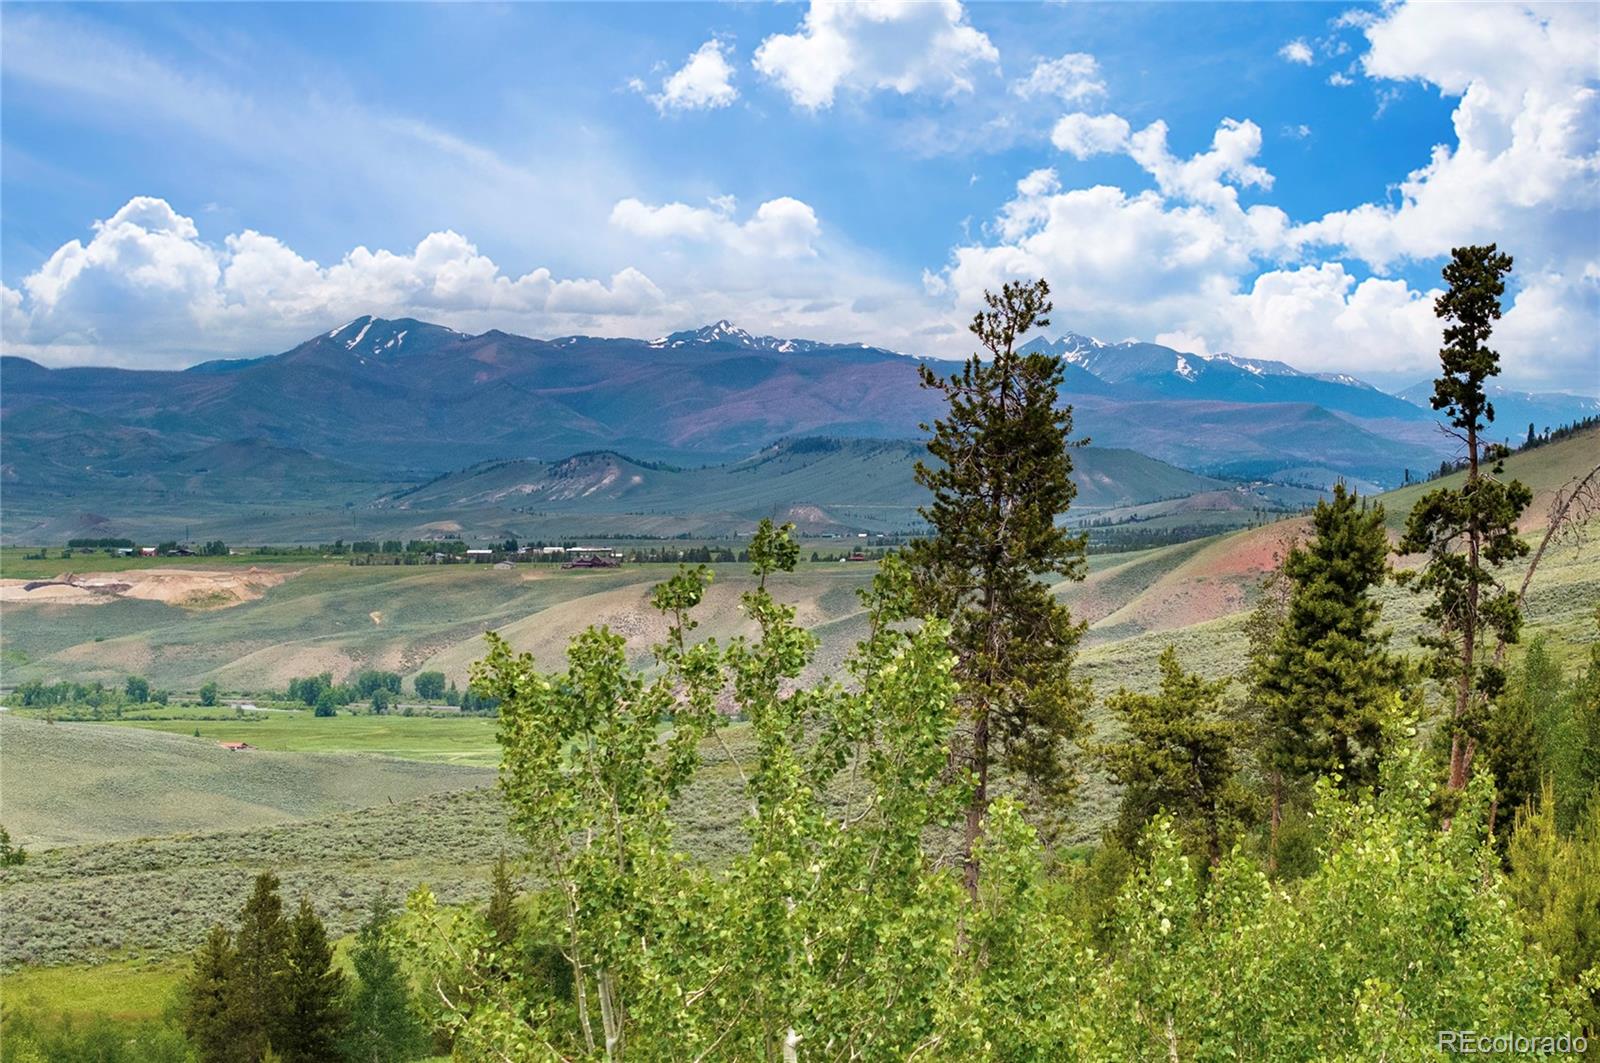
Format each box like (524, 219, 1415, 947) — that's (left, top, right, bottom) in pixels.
(231, 872, 291, 1060)
(279, 897, 349, 1062)
(1398, 244, 1532, 792)
(1257, 483, 1408, 799)
(182, 924, 243, 1063)
(904, 278, 1089, 894)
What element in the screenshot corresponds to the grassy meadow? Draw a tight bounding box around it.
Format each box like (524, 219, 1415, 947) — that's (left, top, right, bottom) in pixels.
(113, 713, 503, 766)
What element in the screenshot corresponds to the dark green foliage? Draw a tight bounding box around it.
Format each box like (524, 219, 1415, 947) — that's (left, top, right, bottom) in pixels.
(198, 681, 219, 707)
(314, 688, 338, 717)
(1498, 626, 1600, 835)
(354, 670, 403, 698)
(1256, 484, 1407, 793)
(346, 897, 430, 1063)
(904, 278, 1089, 888)
(280, 898, 348, 1063)
(288, 673, 334, 706)
(1575, 625, 1600, 823)
(180, 876, 352, 1062)
(1429, 244, 1514, 437)
(182, 924, 241, 1063)
(231, 873, 290, 1060)
(1398, 244, 1532, 792)
(1480, 681, 1541, 837)
(1098, 646, 1251, 866)
(0, 824, 27, 866)
(413, 671, 446, 700)
(125, 675, 151, 703)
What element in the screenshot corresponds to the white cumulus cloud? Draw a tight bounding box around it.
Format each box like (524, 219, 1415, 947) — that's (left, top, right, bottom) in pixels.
(753, 0, 999, 110)
(2, 197, 667, 367)
(643, 39, 740, 114)
(1012, 53, 1106, 103)
(610, 195, 821, 258)
(1050, 112, 1131, 159)
(1278, 39, 1314, 65)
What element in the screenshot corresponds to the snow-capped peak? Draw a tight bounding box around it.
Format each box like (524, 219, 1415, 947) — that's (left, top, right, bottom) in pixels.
(1018, 331, 1124, 366)
(702, 319, 753, 343)
(1207, 352, 1305, 379)
(648, 321, 839, 354)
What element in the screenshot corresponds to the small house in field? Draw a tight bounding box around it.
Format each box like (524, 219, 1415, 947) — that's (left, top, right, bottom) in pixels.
(219, 741, 253, 751)
(139, 546, 157, 557)
(465, 548, 494, 562)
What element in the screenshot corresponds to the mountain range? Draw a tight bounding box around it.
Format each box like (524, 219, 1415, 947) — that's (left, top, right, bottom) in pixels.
(3, 317, 1595, 541)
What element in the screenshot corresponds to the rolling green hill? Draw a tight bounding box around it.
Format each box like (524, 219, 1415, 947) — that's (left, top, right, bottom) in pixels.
(383, 437, 1242, 535)
(3, 435, 1259, 543)
(0, 714, 493, 849)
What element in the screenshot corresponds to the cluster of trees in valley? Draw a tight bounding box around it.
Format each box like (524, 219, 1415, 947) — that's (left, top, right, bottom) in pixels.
(279, 670, 497, 716)
(5, 254, 1598, 1059)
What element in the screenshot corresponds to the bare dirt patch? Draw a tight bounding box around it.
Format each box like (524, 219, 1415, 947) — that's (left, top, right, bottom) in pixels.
(0, 567, 293, 610)
(1092, 520, 1308, 636)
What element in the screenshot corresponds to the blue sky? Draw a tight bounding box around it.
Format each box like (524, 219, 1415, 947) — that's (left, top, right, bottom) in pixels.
(2, 1, 1596, 393)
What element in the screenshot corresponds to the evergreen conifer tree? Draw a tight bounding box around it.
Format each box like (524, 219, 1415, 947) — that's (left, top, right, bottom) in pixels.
(1098, 646, 1249, 866)
(279, 897, 349, 1062)
(1258, 483, 1408, 795)
(1398, 244, 1532, 792)
(231, 872, 291, 1060)
(1238, 542, 1295, 870)
(182, 924, 242, 1063)
(904, 278, 1089, 893)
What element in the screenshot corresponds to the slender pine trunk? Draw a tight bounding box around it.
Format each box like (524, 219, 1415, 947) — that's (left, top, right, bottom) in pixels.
(1268, 770, 1282, 876)
(1449, 418, 1482, 792)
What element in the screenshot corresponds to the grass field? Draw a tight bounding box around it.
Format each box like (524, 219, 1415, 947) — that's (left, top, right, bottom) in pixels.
(111, 713, 503, 765)
(0, 715, 495, 849)
(0, 727, 754, 971)
(0, 546, 342, 581)
(0, 958, 188, 1023)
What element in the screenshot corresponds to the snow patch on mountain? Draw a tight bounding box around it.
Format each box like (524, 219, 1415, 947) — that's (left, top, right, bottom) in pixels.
(344, 319, 374, 350)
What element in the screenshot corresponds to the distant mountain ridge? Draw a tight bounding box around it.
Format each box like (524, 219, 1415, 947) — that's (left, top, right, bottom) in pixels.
(1396, 379, 1600, 441)
(384, 436, 1230, 521)
(7, 315, 1589, 529)
(1017, 333, 1424, 422)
